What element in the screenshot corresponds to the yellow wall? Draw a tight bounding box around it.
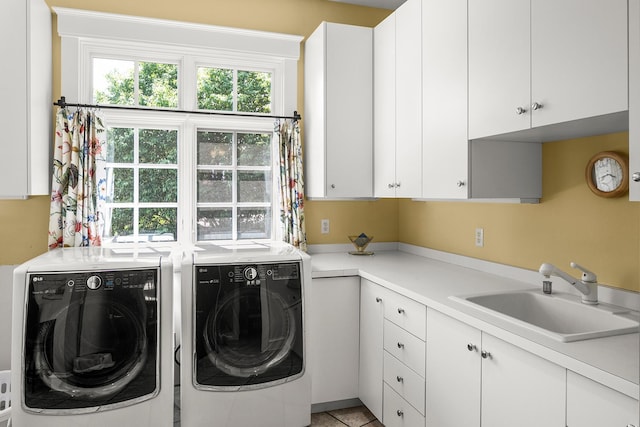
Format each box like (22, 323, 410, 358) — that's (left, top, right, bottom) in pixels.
(1, 0, 638, 294)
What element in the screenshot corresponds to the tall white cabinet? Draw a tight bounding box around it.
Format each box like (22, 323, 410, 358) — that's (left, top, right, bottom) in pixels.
(0, 0, 52, 198)
(373, 0, 422, 198)
(469, 0, 628, 141)
(304, 22, 373, 199)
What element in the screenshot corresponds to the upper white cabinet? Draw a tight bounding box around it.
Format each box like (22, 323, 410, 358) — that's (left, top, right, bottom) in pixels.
(469, 0, 628, 141)
(304, 22, 373, 199)
(373, 0, 422, 198)
(630, 0, 640, 201)
(426, 309, 566, 427)
(421, 0, 541, 201)
(0, 0, 52, 198)
(566, 370, 639, 427)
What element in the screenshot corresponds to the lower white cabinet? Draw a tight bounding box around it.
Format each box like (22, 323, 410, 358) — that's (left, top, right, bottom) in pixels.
(309, 277, 360, 405)
(358, 278, 387, 420)
(426, 308, 566, 427)
(566, 370, 639, 427)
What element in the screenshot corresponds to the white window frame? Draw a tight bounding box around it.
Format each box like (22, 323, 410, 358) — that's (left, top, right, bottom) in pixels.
(55, 8, 302, 246)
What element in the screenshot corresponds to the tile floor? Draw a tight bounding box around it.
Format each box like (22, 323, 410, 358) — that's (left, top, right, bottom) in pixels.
(174, 387, 382, 426)
(310, 406, 383, 427)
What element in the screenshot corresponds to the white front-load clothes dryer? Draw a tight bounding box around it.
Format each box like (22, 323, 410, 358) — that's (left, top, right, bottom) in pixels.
(11, 247, 174, 427)
(180, 242, 311, 427)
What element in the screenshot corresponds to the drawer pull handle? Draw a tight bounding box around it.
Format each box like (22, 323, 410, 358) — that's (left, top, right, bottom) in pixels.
(481, 350, 492, 359)
(467, 343, 477, 352)
(397, 342, 405, 349)
(396, 410, 404, 417)
(375, 297, 382, 303)
(397, 308, 405, 314)
(396, 375, 403, 383)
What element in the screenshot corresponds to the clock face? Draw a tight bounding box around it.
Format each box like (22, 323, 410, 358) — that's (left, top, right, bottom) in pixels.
(592, 157, 623, 192)
(585, 151, 628, 198)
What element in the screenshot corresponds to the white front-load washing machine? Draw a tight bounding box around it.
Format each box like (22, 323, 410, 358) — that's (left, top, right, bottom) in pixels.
(180, 242, 311, 427)
(11, 247, 174, 427)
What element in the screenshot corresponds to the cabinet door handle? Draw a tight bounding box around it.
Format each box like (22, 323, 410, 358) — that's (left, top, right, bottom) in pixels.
(330, 184, 335, 189)
(481, 350, 492, 359)
(396, 375, 404, 383)
(375, 297, 382, 303)
(531, 102, 543, 111)
(388, 183, 395, 189)
(467, 343, 477, 352)
(516, 106, 527, 115)
(632, 172, 640, 182)
(456, 180, 466, 187)
(396, 410, 404, 417)
(397, 342, 405, 349)
(397, 308, 405, 314)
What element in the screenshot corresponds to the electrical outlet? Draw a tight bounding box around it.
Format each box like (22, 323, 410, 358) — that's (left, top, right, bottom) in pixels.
(321, 219, 330, 234)
(475, 228, 484, 247)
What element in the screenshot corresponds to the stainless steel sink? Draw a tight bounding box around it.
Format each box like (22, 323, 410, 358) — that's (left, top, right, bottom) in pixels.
(450, 290, 639, 342)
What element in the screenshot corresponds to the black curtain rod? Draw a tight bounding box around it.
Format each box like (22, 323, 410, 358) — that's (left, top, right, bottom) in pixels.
(53, 96, 301, 121)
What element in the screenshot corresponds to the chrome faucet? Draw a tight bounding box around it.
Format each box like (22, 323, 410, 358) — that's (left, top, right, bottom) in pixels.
(539, 262, 599, 305)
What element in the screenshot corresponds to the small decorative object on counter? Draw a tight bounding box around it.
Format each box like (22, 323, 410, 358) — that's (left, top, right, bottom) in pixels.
(348, 233, 374, 256)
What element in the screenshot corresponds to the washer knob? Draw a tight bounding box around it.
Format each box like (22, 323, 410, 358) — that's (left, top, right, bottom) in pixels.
(86, 275, 102, 290)
(243, 267, 258, 281)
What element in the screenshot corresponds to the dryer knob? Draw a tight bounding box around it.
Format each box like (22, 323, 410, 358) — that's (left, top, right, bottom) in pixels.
(86, 275, 102, 290)
(243, 267, 258, 281)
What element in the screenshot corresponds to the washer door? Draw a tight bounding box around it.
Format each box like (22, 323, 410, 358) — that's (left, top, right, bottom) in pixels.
(24, 269, 159, 412)
(203, 287, 295, 378)
(34, 298, 147, 398)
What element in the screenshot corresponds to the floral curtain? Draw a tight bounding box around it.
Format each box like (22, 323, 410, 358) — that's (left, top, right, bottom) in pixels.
(276, 118, 307, 251)
(48, 108, 107, 248)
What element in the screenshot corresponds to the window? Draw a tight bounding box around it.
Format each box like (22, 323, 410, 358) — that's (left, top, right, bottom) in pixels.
(57, 9, 302, 245)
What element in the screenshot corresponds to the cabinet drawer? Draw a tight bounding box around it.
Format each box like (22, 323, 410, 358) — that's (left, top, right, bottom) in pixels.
(383, 383, 425, 427)
(383, 320, 426, 377)
(383, 290, 426, 339)
(383, 351, 425, 414)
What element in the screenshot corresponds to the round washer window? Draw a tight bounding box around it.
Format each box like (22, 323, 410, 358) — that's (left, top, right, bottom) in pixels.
(203, 287, 296, 378)
(34, 299, 148, 398)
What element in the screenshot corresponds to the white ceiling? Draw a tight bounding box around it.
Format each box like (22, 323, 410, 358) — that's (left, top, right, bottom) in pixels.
(329, 0, 406, 10)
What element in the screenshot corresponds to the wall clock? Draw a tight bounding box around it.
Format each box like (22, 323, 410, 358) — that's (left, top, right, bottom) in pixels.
(585, 151, 629, 198)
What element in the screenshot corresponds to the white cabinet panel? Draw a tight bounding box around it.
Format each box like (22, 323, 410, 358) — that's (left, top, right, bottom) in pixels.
(421, 0, 469, 199)
(373, 13, 396, 198)
(531, 0, 627, 128)
(0, 0, 52, 198)
(383, 351, 425, 415)
(426, 308, 481, 427)
(373, 0, 422, 198)
(383, 290, 426, 339)
(383, 383, 425, 427)
(304, 22, 373, 198)
(567, 370, 639, 427)
(309, 277, 360, 404)
(468, 0, 530, 139)
(393, 0, 422, 197)
(481, 333, 566, 427)
(358, 279, 386, 420)
(383, 320, 425, 377)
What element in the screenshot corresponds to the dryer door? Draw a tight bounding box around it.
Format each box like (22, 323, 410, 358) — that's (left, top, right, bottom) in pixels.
(194, 262, 304, 389)
(23, 269, 159, 413)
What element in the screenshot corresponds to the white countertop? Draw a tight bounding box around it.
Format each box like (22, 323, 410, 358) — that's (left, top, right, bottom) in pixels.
(309, 245, 640, 399)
